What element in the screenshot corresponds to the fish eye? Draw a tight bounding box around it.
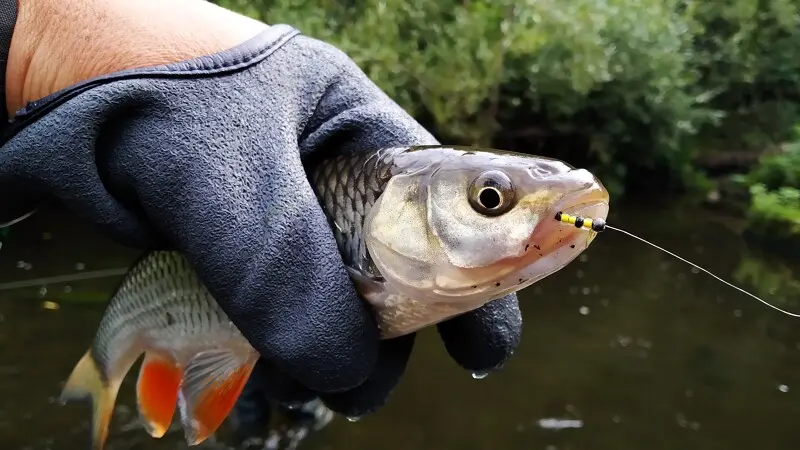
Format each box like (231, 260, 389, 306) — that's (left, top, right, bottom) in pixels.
(468, 170, 515, 216)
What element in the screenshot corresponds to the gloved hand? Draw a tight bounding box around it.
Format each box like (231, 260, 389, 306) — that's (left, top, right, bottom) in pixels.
(0, 1, 523, 419)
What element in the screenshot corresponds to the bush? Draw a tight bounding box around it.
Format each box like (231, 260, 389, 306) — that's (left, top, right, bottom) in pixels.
(744, 184, 800, 252)
(213, 0, 800, 197)
(739, 130, 800, 252)
(688, 0, 800, 153)
(746, 139, 800, 191)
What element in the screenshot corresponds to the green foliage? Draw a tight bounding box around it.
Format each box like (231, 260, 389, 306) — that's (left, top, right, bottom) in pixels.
(748, 184, 800, 229)
(742, 137, 800, 251)
(213, 0, 800, 197)
(687, 0, 800, 151)
(746, 139, 800, 191)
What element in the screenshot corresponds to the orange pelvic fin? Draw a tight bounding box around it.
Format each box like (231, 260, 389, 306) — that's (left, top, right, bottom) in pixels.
(136, 352, 181, 438)
(176, 348, 259, 445)
(60, 349, 133, 450)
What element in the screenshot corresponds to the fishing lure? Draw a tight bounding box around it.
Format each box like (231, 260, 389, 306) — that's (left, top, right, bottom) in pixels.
(555, 211, 800, 318)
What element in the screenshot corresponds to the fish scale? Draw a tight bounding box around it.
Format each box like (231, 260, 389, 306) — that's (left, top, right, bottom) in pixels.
(91, 252, 239, 376)
(309, 148, 397, 278)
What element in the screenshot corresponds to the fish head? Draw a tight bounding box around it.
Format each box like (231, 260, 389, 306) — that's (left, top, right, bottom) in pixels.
(364, 147, 609, 306)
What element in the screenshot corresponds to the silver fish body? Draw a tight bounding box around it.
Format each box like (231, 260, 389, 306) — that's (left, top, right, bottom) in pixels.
(310, 145, 609, 337)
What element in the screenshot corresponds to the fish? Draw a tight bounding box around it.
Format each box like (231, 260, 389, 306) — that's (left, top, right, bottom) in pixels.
(59, 145, 610, 449)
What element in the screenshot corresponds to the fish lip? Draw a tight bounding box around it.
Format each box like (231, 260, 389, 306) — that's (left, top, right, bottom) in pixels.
(551, 187, 609, 221)
(527, 179, 609, 241)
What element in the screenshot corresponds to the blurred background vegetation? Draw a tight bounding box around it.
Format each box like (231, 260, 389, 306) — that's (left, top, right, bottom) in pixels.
(208, 0, 800, 251)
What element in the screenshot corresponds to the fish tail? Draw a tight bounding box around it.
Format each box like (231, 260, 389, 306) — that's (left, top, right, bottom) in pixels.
(60, 350, 123, 450)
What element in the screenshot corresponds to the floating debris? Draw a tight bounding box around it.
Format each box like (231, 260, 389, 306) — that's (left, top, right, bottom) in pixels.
(42, 301, 60, 311)
(537, 418, 584, 430)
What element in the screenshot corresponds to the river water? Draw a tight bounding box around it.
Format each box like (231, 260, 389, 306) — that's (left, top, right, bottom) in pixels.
(1, 202, 799, 450)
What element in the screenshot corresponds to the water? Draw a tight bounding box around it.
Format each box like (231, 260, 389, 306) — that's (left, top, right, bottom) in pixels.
(2, 203, 800, 450)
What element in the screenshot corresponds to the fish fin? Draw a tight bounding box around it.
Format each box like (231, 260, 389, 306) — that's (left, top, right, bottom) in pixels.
(176, 348, 258, 445)
(60, 350, 124, 450)
(136, 352, 181, 438)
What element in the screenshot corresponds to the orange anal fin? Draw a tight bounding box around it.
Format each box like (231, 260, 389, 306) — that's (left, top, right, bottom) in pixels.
(136, 352, 181, 438)
(176, 348, 259, 446)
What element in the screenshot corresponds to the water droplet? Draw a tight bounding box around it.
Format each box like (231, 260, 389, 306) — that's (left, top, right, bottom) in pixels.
(576, 269, 584, 279)
(15, 260, 25, 268)
(75, 262, 85, 271)
(346, 416, 361, 422)
(42, 232, 52, 240)
(690, 267, 700, 274)
(38, 286, 47, 297)
(579, 254, 589, 263)
(579, 306, 590, 315)
(63, 285, 72, 293)
(733, 309, 742, 317)
(471, 372, 489, 380)
(778, 384, 789, 393)
(285, 402, 303, 410)
(581, 287, 591, 296)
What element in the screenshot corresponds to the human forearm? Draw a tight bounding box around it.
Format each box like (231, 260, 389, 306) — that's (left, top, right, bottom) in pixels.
(6, 0, 265, 115)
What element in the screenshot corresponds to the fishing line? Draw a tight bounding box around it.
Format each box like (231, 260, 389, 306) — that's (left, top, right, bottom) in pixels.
(555, 211, 800, 319)
(0, 268, 129, 291)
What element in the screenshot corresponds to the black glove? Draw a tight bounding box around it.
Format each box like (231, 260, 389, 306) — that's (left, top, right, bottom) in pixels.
(0, 25, 522, 416)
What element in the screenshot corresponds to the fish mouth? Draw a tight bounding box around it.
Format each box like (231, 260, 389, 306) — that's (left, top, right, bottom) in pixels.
(553, 186, 610, 225)
(507, 176, 610, 287)
(534, 180, 610, 248)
